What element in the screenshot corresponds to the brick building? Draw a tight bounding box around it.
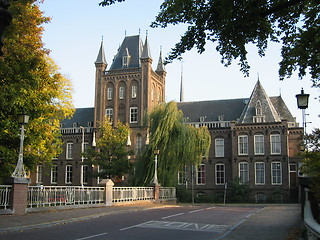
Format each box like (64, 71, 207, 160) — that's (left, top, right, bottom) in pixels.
(30, 35, 303, 202)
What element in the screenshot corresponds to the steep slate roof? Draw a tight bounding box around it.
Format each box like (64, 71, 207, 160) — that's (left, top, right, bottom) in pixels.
(141, 36, 152, 59)
(239, 80, 281, 123)
(109, 35, 143, 70)
(177, 98, 248, 122)
(95, 41, 107, 65)
(270, 96, 296, 122)
(61, 108, 94, 128)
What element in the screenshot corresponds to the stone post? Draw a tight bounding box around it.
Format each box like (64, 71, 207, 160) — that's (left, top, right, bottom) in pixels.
(7, 177, 30, 215)
(99, 179, 114, 206)
(150, 182, 160, 203)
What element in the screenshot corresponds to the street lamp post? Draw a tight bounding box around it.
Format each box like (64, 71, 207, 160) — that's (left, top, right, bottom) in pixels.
(296, 88, 310, 135)
(152, 150, 159, 185)
(11, 112, 29, 179)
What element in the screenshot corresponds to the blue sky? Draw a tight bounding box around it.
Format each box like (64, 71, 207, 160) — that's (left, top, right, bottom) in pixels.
(40, 0, 319, 133)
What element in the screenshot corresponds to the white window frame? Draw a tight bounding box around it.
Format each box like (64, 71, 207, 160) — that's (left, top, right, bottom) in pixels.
(51, 165, 58, 184)
(82, 165, 88, 184)
(215, 163, 225, 185)
(215, 138, 224, 158)
(197, 164, 206, 185)
(178, 167, 187, 185)
(65, 165, 73, 184)
(238, 135, 248, 155)
(271, 162, 282, 185)
(132, 85, 137, 98)
(119, 86, 125, 100)
(255, 162, 265, 185)
(254, 135, 264, 155)
(239, 162, 249, 184)
(270, 134, 281, 155)
(36, 165, 43, 184)
(130, 107, 138, 123)
(105, 107, 113, 121)
(107, 87, 113, 100)
(66, 142, 73, 159)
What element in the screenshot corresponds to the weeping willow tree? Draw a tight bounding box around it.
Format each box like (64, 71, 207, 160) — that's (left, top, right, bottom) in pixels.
(134, 101, 211, 187)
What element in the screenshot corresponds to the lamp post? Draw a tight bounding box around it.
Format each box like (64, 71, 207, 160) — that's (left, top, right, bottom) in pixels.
(152, 150, 159, 185)
(79, 126, 85, 187)
(296, 88, 310, 135)
(11, 112, 29, 179)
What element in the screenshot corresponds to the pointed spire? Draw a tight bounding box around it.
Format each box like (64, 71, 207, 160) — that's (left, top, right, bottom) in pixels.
(141, 35, 152, 59)
(95, 39, 107, 65)
(156, 47, 165, 72)
(180, 60, 184, 102)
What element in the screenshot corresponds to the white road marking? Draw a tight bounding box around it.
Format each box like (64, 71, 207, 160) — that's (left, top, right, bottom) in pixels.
(74, 232, 108, 240)
(120, 221, 153, 231)
(188, 208, 205, 214)
(161, 212, 184, 219)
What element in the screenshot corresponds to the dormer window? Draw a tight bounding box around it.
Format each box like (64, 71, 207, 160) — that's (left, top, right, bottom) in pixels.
(256, 101, 262, 116)
(122, 48, 131, 67)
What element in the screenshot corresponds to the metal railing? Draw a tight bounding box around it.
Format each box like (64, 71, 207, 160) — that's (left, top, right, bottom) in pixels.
(28, 186, 105, 208)
(160, 187, 176, 200)
(113, 187, 154, 203)
(0, 185, 12, 209)
(304, 189, 320, 240)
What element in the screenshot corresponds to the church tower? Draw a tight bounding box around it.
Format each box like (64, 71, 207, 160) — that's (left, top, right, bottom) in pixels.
(94, 35, 166, 152)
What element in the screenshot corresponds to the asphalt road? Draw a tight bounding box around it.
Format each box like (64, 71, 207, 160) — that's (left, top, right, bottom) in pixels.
(0, 205, 300, 240)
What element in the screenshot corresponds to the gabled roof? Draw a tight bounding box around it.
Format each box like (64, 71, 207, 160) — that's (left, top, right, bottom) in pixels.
(95, 41, 107, 65)
(177, 98, 248, 122)
(61, 108, 94, 128)
(239, 80, 281, 123)
(109, 35, 143, 70)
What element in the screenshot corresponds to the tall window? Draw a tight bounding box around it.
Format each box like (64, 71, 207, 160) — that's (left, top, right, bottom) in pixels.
(215, 164, 225, 185)
(178, 167, 187, 185)
(106, 108, 113, 121)
(256, 101, 262, 115)
(270, 134, 281, 154)
(66, 142, 73, 159)
(197, 164, 206, 185)
(132, 85, 137, 98)
(82, 165, 88, 184)
(51, 165, 58, 184)
(271, 162, 282, 185)
(238, 135, 248, 155)
(135, 134, 142, 154)
(107, 87, 113, 100)
(130, 107, 138, 123)
(254, 135, 264, 155)
(83, 142, 89, 159)
(36, 165, 43, 184)
(239, 162, 249, 184)
(215, 138, 224, 157)
(65, 165, 73, 184)
(119, 86, 125, 100)
(255, 162, 265, 185)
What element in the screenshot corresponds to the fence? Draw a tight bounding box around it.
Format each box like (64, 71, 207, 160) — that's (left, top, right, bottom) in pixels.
(28, 186, 105, 208)
(160, 187, 176, 200)
(0, 185, 12, 209)
(113, 187, 154, 203)
(304, 189, 320, 240)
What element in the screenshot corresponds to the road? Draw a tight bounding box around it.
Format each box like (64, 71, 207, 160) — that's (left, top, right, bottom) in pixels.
(0, 205, 300, 240)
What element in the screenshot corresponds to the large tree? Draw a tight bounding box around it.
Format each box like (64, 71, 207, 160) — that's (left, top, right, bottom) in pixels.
(99, 0, 320, 85)
(134, 101, 211, 187)
(84, 120, 132, 180)
(0, 0, 74, 182)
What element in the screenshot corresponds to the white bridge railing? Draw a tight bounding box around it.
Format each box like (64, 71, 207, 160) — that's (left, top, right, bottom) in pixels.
(304, 189, 320, 240)
(28, 186, 105, 208)
(113, 187, 154, 203)
(0, 185, 12, 209)
(160, 187, 176, 200)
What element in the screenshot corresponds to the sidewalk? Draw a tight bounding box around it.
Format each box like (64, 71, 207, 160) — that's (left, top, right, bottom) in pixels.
(0, 203, 173, 233)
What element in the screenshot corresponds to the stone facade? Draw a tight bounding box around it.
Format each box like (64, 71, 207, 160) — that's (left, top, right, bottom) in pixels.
(29, 35, 303, 202)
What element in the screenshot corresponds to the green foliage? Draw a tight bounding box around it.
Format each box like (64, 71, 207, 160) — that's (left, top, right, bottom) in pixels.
(0, 1, 74, 183)
(228, 177, 250, 203)
(133, 101, 211, 187)
(301, 129, 320, 201)
(84, 120, 132, 179)
(100, 0, 320, 85)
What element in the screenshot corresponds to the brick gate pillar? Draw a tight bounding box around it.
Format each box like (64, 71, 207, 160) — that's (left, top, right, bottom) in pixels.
(7, 177, 30, 215)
